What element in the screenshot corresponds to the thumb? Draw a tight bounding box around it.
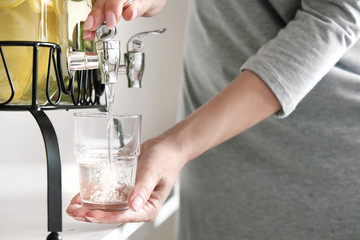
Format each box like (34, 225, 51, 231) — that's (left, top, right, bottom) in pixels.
(128, 167, 159, 212)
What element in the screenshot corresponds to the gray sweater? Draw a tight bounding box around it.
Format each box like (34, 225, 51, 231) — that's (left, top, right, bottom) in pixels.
(178, 0, 360, 239)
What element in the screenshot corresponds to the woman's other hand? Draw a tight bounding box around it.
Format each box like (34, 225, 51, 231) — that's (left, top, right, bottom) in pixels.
(66, 137, 184, 223)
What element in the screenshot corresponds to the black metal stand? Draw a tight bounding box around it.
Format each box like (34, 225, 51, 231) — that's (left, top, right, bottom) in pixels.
(30, 108, 63, 240)
(0, 41, 106, 239)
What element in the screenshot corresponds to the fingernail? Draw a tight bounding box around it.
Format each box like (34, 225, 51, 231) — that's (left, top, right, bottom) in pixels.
(106, 11, 116, 29)
(132, 195, 143, 212)
(74, 217, 86, 221)
(86, 216, 100, 223)
(130, 8, 138, 21)
(83, 15, 94, 30)
(83, 31, 92, 40)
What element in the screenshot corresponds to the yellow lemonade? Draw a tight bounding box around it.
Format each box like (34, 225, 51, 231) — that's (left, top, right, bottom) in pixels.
(0, 0, 68, 105)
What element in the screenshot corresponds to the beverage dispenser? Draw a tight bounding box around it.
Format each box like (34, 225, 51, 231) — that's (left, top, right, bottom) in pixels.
(0, 0, 165, 239)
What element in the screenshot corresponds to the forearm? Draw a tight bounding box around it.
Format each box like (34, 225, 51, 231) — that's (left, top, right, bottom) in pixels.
(159, 70, 281, 163)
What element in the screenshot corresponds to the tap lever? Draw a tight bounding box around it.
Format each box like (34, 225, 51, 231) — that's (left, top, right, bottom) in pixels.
(127, 28, 166, 52)
(66, 26, 165, 87)
(124, 28, 166, 88)
(96, 23, 117, 41)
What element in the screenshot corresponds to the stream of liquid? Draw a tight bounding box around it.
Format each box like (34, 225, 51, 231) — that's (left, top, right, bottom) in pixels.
(105, 84, 115, 163)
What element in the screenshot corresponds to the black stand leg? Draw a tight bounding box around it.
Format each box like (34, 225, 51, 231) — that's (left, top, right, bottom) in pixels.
(30, 108, 62, 240)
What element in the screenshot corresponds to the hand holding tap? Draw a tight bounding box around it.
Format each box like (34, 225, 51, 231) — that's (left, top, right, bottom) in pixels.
(83, 0, 167, 40)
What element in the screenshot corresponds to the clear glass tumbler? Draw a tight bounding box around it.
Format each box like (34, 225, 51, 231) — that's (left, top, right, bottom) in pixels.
(74, 112, 141, 211)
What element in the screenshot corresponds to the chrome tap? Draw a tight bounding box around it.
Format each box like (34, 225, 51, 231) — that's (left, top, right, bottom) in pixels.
(65, 24, 166, 87)
(125, 28, 166, 88)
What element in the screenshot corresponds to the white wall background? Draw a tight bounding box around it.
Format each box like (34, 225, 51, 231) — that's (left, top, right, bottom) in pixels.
(0, 0, 187, 239)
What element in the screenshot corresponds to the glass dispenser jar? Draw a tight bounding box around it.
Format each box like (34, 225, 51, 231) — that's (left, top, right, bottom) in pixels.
(0, 0, 96, 105)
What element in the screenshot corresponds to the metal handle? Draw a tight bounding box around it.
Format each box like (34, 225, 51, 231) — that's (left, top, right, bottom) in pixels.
(96, 24, 117, 41)
(127, 28, 166, 52)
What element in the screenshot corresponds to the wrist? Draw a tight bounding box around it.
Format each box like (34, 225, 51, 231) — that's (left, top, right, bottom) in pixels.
(147, 130, 190, 169)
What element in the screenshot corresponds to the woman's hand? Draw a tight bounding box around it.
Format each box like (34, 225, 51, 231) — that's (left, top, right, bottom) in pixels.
(66, 137, 184, 223)
(83, 0, 167, 40)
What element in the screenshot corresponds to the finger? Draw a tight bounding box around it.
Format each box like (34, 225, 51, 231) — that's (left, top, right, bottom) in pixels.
(66, 193, 83, 216)
(85, 200, 157, 223)
(86, 208, 136, 223)
(83, 0, 106, 32)
(83, 30, 97, 41)
(66, 203, 82, 216)
(104, 0, 125, 29)
(70, 193, 81, 204)
(122, 3, 138, 21)
(71, 206, 92, 222)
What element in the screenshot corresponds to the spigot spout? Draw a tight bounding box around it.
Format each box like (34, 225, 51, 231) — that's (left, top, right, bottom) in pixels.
(65, 25, 165, 88)
(96, 40, 121, 84)
(125, 52, 144, 88)
(125, 28, 166, 88)
(66, 47, 99, 76)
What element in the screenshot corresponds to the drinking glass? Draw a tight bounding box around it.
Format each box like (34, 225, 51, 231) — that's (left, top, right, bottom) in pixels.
(73, 112, 141, 211)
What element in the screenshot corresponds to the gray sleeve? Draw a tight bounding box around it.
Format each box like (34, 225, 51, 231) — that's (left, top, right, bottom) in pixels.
(240, 0, 360, 118)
